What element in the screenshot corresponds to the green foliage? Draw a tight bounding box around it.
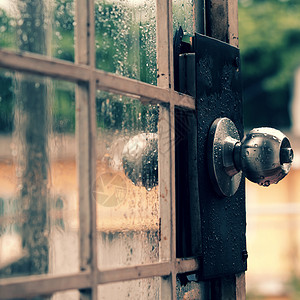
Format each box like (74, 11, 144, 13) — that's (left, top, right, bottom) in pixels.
(0, 9, 16, 49)
(239, 0, 300, 128)
(0, 72, 13, 133)
(53, 0, 74, 62)
(52, 82, 75, 133)
(288, 276, 300, 300)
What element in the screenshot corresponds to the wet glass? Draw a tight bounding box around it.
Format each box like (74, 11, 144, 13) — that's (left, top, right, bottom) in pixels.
(98, 277, 161, 299)
(37, 290, 80, 300)
(176, 274, 204, 299)
(0, 0, 74, 61)
(95, 91, 159, 269)
(94, 0, 157, 85)
(173, 0, 194, 35)
(0, 70, 78, 278)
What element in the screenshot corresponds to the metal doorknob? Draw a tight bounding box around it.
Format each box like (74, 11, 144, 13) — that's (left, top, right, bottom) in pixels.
(208, 118, 294, 197)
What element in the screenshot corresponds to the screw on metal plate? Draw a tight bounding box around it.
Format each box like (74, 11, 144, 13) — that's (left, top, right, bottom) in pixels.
(208, 118, 294, 197)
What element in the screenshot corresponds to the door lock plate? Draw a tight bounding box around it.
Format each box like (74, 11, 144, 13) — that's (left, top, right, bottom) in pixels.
(195, 34, 247, 279)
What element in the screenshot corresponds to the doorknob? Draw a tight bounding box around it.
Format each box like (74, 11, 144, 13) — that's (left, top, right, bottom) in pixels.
(208, 117, 294, 197)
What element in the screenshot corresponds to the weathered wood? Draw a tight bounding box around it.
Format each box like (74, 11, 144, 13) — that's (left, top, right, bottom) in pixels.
(176, 258, 199, 274)
(228, 0, 239, 47)
(0, 50, 195, 110)
(236, 272, 246, 300)
(0, 49, 91, 81)
(75, 0, 97, 299)
(206, 0, 239, 47)
(0, 272, 91, 300)
(156, 0, 174, 89)
(95, 71, 195, 109)
(156, 0, 176, 299)
(0, 258, 202, 299)
(98, 262, 172, 284)
(158, 104, 173, 299)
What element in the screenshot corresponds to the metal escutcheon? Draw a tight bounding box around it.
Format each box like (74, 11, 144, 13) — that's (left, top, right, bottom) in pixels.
(208, 118, 242, 197)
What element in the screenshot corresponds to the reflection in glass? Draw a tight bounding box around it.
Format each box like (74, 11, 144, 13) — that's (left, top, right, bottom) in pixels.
(176, 274, 204, 300)
(40, 289, 79, 300)
(0, 70, 78, 278)
(0, 0, 74, 61)
(98, 277, 161, 299)
(94, 0, 157, 85)
(173, 0, 194, 35)
(96, 91, 159, 269)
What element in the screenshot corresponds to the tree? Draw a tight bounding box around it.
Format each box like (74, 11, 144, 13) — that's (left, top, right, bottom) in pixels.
(239, 0, 300, 129)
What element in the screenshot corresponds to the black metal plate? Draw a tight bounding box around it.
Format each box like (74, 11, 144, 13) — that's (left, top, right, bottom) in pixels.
(195, 34, 247, 279)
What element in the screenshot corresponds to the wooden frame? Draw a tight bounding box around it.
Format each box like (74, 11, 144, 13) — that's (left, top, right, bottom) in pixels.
(0, 0, 245, 299)
(0, 259, 199, 299)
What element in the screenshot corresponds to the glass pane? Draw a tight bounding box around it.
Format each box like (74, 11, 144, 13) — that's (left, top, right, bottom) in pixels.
(176, 274, 205, 299)
(0, 70, 78, 278)
(36, 290, 79, 300)
(0, 0, 74, 61)
(96, 91, 159, 268)
(94, 0, 157, 85)
(173, 0, 194, 35)
(98, 277, 161, 299)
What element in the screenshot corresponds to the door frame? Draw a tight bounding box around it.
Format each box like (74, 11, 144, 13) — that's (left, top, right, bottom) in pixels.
(0, 0, 245, 299)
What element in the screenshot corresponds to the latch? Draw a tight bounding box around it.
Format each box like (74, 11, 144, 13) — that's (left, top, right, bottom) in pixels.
(174, 27, 195, 97)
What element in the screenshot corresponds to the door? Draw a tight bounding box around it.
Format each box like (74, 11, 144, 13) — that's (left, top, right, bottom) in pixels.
(0, 0, 245, 299)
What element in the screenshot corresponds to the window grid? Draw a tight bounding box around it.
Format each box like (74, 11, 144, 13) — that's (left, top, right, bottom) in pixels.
(0, 259, 199, 299)
(0, 49, 195, 110)
(0, 0, 198, 298)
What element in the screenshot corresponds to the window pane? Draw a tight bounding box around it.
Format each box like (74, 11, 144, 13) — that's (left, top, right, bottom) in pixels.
(94, 0, 157, 85)
(96, 91, 159, 268)
(0, 70, 79, 278)
(176, 274, 204, 299)
(98, 277, 161, 299)
(173, 0, 194, 35)
(37, 289, 80, 300)
(0, 0, 74, 61)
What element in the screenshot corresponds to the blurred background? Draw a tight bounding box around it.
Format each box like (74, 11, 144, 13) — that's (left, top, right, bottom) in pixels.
(0, 0, 300, 299)
(239, 0, 300, 299)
